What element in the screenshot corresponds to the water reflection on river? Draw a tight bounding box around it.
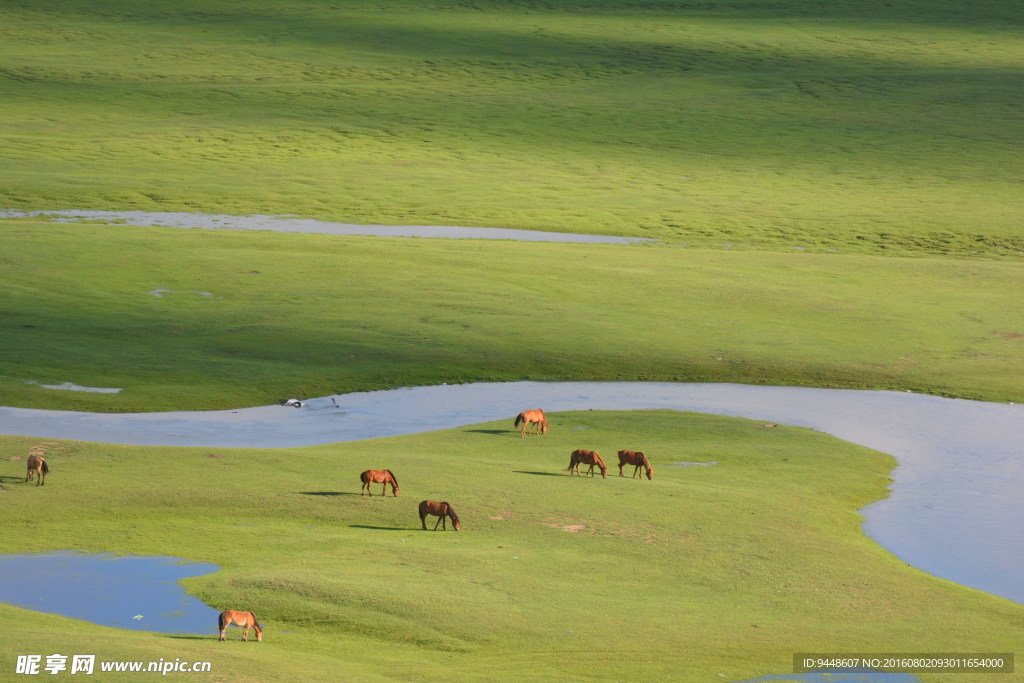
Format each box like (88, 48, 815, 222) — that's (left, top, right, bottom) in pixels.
(2, 382, 1021, 605)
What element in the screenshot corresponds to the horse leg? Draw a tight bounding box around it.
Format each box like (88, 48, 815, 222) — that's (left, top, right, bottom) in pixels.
(633, 465, 641, 478)
(434, 514, 443, 531)
(380, 482, 387, 496)
(242, 624, 249, 642)
(421, 511, 428, 530)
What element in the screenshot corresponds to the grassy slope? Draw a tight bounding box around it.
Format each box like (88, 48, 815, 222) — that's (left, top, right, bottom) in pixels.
(1, 221, 1022, 411)
(1, 412, 1020, 682)
(1, 0, 1021, 256)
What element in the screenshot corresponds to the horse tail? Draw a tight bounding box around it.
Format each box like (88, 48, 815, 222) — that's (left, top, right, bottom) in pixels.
(41, 460, 49, 474)
(514, 413, 524, 427)
(359, 470, 368, 484)
(218, 611, 229, 631)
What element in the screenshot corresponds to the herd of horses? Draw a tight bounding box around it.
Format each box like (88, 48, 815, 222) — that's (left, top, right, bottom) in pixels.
(20, 407, 649, 643)
(567, 448, 654, 480)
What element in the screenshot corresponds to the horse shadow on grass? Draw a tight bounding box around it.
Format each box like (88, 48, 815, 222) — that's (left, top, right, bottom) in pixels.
(463, 429, 510, 436)
(0, 475, 26, 483)
(166, 635, 212, 641)
(298, 491, 361, 497)
(513, 470, 564, 477)
(350, 524, 412, 531)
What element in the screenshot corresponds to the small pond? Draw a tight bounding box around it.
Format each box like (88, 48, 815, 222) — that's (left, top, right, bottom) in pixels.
(0, 551, 220, 634)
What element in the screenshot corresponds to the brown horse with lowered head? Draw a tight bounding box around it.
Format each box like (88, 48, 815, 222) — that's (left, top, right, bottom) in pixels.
(568, 449, 607, 479)
(26, 455, 48, 486)
(419, 500, 461, 531)
(514, 409, 548, 437)
(360, 469, 399, 497)
(218, 610, 263, 642)
(617, 450, 653, 480)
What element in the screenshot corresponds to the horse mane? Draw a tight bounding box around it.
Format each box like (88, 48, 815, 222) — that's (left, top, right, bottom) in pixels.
(386, 470, 398, 487)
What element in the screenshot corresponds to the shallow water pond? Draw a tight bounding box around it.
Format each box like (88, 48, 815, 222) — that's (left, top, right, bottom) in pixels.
(0, 551, 220, 634)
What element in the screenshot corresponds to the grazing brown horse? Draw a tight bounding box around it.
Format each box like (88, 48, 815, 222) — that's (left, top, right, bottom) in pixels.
(25, 455, 48, 486)
(419, 500, 461, 531)
(218, 610, 263, 642)
(360, 469, 399, 497)
(617, 450, 654, 480)
(514, 409, 548, 437)
(568, 449, 607, 479)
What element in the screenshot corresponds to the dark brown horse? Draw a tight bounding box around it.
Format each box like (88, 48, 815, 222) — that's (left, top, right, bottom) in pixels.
(514, 409, 548, 437)
(617, 450, 653, 480)
(25, 455, 48, 486)
(568, 449, 607, 479)
(419, 500, 460, 531)
(360, 469, 399, 497)
(218, 610, 263, 642)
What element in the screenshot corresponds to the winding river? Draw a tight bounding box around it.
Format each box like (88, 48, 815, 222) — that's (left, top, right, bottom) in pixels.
(0, 209, 649, 243)
(2, 382, 1022, 606)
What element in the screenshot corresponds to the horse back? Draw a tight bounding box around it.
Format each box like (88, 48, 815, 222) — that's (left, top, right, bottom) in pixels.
(221, 609, 257, 627)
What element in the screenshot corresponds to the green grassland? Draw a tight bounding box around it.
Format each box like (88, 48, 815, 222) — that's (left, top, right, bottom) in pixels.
(1, 2, 1022, 680)
(2, 411, 1021, 681)
(1, 0, 1021, 256)
(1, 221, 1022, 411)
